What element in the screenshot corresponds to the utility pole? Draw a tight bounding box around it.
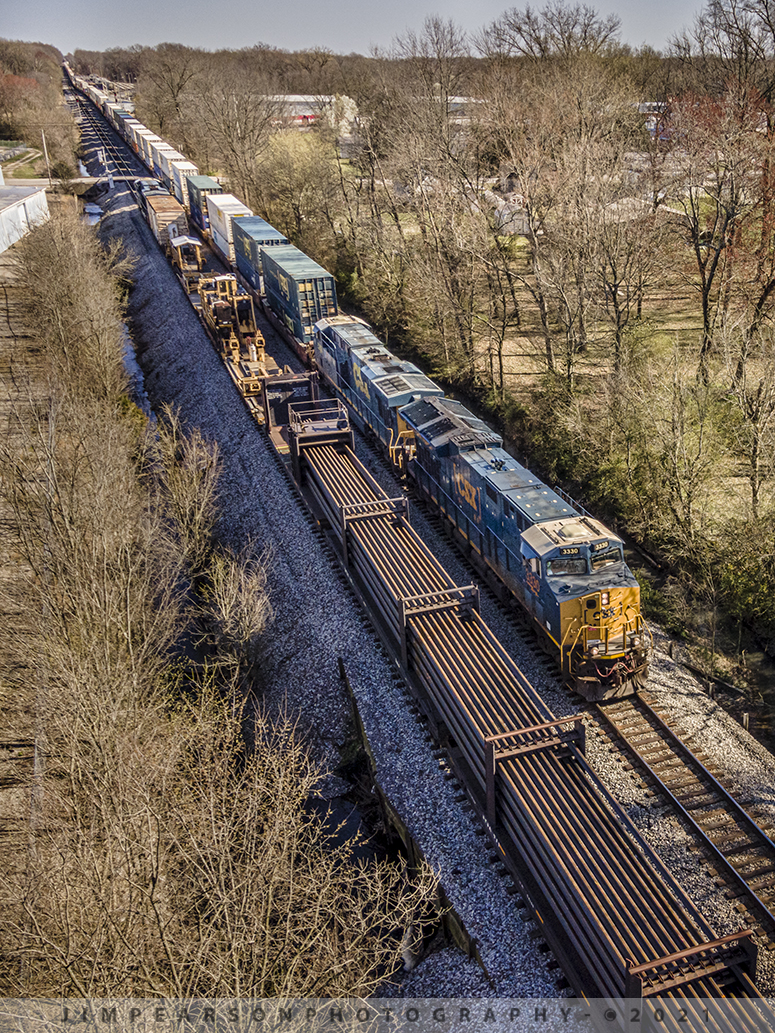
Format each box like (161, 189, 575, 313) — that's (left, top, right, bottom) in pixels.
(40, 129, 52, 185)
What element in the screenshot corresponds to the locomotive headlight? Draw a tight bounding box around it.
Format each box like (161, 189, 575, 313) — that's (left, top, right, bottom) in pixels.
(630, 635, 642, 648)
(588, 646, 599, 658)
(601, 592, 610, 606)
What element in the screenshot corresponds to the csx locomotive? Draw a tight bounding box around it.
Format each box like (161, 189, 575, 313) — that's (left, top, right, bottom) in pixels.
(314, 316, 650, 701)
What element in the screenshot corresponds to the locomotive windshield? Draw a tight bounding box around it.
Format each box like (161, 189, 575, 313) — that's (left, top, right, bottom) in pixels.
(546, 556, 587, 576)
(590, 546, 623, 571)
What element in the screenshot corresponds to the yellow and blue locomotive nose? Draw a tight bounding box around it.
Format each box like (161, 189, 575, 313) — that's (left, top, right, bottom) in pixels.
(559, 585, 650, 698)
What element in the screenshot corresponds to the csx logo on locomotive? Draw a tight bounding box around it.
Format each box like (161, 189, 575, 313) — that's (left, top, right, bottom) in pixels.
(453, 468, 481, 521)
(352, 363, 369, 400)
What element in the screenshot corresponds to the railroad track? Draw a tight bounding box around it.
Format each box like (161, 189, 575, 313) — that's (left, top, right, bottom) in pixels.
(64, 82, 145, 183)
(592, 693, 775, 943)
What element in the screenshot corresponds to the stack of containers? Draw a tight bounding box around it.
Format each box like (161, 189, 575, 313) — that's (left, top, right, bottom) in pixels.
(168, 160, 199, 207)
(141, 133, 164, 169)
(150, 140, 180, 181)
(145, 194, 188, 248)
(135, 127, 158, 165)
(261, 245, 338, 345)
(205, 193, 253, 264)
(233, 216, 290, 292)
(124, 120, 144, 153)
(186, 176, 223, 234)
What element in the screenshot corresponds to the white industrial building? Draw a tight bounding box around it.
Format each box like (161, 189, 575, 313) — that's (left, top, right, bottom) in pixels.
(0, 167, 50, 255)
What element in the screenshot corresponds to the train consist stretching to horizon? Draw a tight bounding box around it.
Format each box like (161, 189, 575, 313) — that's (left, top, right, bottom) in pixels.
(71, 69, 650, 703)
(65, 70, 775, 1018)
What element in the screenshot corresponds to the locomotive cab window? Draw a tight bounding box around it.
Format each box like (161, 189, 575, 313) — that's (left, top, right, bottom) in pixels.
(590, 546, 623, 571)
(547, 556, 587, 576)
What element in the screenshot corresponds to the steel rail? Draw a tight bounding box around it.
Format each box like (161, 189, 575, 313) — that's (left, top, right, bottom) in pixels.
(595, 696, 775, 937)
(500, 758, 711, 969)
(425, 611, 710, 946)
(69, 93, 141, 179)
(409, 609, 747, 998)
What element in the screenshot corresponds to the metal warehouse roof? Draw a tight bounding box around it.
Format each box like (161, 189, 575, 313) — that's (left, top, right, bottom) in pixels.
(0, 183, 49, 255)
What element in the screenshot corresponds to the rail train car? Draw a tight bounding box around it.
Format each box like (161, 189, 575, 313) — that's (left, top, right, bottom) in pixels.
(313, 316, 443, 464)
(400, 395, 650, 699)
(261, 245, 338, 363)
(205, 193, 253, 265)
(313, 319, 650, 700)
(186, 175, 223, 234)
(233, 217, 290, 294)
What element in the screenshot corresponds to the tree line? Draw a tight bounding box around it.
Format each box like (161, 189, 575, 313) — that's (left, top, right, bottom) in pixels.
(0, 38, 77, 173)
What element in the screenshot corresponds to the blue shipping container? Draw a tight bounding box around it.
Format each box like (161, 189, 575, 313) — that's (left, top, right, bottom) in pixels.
(185, 175, 222, 231)
(261, 245, 338, 344)
(233, 217, 290, 292)
(189, 200, 206, 234)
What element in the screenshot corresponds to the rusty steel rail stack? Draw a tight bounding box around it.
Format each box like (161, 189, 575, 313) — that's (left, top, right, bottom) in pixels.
(288, 410, 769, 1008)
(408, 609, 758, 1000)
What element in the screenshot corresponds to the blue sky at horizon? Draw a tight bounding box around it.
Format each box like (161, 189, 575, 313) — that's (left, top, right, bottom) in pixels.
(3, 0, 702, 58)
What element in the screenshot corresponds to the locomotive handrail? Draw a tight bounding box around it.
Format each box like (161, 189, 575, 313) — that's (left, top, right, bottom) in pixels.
(562, 612, 643, 656)
(553, 484, 593, 519)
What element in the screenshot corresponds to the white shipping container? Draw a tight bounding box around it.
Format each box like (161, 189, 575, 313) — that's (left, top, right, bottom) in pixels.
(124, 120, 144, 150)
(170, 161, 199, 206)
(205, 193, 253, 248)
(157, 148, 185, 180)
(150, 140, 178, 174)
(145, 194, 188, 248)
(133, 128, 154, 158)
(138, 131, 162, 165)
(211, 225, 233, 264)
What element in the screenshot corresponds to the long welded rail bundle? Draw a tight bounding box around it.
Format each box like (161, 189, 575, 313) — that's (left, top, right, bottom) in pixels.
(410, 610, 740, 997)
(298, 437, 764, 1004)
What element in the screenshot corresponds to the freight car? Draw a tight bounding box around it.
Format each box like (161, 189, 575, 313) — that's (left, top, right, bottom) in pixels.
(205, 193, 253, 265)
(314, 318, 650, 700)
(261, 245, 338, 363)
(70, 68, 650, 701)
